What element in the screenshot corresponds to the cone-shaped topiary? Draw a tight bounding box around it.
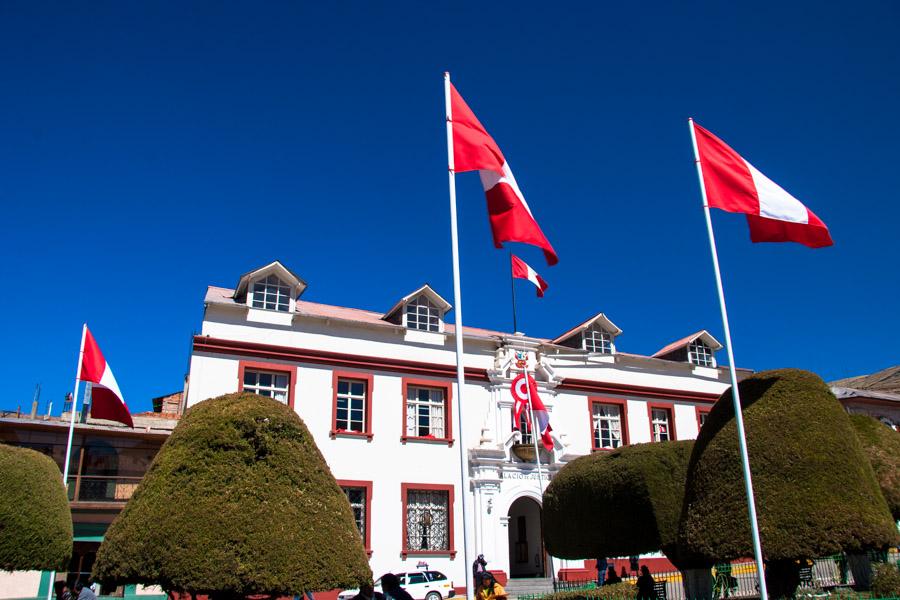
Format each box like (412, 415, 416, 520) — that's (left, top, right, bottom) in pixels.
(849, 414, 900, 520)
(543, 440, 694, 562)
(679, 369, 899, 564)
(93, 392, 371, 597)
(0, 443, 73, 571)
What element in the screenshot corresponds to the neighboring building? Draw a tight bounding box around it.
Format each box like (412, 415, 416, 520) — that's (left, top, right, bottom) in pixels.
(185, 260, 746, 585)
(0, 395, 182, 600)
(831, 365, 900, 430)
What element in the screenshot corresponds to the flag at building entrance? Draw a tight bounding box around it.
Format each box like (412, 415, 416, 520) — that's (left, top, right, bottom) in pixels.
(449, 83, 559, 265)
(510, 373, 553, 451)
(511, 254, 549, 297)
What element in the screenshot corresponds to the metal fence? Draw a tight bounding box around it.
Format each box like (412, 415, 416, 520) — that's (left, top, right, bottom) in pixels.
(520, 554, 900, 600)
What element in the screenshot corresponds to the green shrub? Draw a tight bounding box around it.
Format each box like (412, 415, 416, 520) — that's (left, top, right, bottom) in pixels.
(679, 369, 899, 564)
(535, 582, 636, 600)
(543, 440, 693, 564)
(0, 443, 72, 570)
(871, 563, 900, 597)
(849, 414, 900, 520)
(93, 392, 371, 596)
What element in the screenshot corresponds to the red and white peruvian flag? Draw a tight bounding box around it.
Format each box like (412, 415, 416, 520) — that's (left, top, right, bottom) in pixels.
(693, 121, 833, 248)
(510, 373, 554, 451)
(450, 83, 559, 265)
(511, 254, 548, 297)
(81, 327, 133, 427)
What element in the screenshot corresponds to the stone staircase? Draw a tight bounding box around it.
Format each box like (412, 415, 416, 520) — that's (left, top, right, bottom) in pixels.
(504, 577, 554, 599)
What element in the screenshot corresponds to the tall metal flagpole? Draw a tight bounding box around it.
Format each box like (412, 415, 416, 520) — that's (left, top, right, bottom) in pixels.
(522, 367, 555, 581)
(689, 118, 769, 600)
(49, 323, 88, 600)
(444, 72, 474, 600)
(509, 252, 519, 334)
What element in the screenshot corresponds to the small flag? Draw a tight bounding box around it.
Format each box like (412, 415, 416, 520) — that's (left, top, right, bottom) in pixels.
(450, 83, 559, 265)
(81, 327, 133, 427)
(510, 373, 554, 451)
(511, 254, 549, 297)
(692, 121, 833, 248)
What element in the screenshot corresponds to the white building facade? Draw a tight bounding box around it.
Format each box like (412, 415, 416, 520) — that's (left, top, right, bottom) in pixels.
(185, 261, 742, 588)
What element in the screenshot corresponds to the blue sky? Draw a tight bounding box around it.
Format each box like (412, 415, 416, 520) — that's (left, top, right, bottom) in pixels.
(1, 2, 898, 414)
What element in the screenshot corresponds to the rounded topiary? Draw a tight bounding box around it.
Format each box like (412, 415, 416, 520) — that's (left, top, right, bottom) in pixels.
(543, 439, 694, 562)
(871, 563, 900, 598)
(93, 392, 371, 597)
(849, 414, 900, 520)
(0, 443, 73, 571)
(679, 369, 899, 565)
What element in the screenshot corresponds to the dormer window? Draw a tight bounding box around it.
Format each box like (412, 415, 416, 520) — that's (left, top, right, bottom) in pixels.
(251, 275, 292, 312)
(688, 340, 714, 367)
(583, 327, 613, 354)
(406, 296, 440, 332)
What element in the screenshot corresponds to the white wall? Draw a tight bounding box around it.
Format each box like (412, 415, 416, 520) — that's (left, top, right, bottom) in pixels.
(0, 570, 41, 600)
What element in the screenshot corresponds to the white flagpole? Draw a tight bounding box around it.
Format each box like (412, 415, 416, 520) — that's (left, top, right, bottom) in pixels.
(49, 323, 87, 600)
(522, 367, 555, 581)
(689, 118, 769, 600)
(444, 72, 474, 600)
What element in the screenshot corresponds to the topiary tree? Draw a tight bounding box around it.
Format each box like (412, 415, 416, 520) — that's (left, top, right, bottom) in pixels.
(678, 369, 899, 598)
(544, 440, 694, 562)
(849, 414, 900, 520)
(93, 392, 371, 598)
(0, 443, 73, 571)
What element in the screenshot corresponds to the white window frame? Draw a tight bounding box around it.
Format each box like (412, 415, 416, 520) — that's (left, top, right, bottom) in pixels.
(242, 369, 290, 404)
(583, 327, 613, 354)
(336, 378, 367, 433)
(592, 403, 623, 449)
(406, 386, 446, 438)
(651, 408, 672, 442)
(405, 295, 442, 332)
(688, 339, 714, 367)
(250, 274, 293, 312)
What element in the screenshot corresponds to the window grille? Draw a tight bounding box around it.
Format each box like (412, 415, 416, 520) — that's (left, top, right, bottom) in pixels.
(243, 370, 289, 403)
(342, 486, 367, 542)
(593, 403, 623, 449)
(651, 408, 671, 442)
(406, 489, 449, 551)
(406, 296, 440, 332)
(688, 340, 714, 367)
(584, 327, 612, 354)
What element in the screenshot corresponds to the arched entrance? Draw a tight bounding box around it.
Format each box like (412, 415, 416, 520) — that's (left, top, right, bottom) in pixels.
(507, 496, 545, 578)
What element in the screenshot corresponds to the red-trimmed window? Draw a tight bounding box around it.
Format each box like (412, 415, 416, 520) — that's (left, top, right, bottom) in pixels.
(696, 407, 711, 432)
(401, 483, 455, 557)
(338, 479, 373, 556)
(402, 378, 453, 445)
(589, 397, 629, 450)
(331, 371, 374, 439)
(647, 403, 676, 442)
(238, 360, 296, 409)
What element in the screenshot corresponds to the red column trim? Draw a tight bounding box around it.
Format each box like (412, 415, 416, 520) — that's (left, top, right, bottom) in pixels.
(400, 482, 456, 558)
(336, 479, 373, 557)
(400, 378, 454, 446)
(237, 360, 297, 410)
(646, 402, 677, 442)
(588, 396, 630, 451)
(331, 371, 375, 440)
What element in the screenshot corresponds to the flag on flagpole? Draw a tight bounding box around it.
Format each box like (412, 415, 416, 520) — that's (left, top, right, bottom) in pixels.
(449, 83, 559, 265)
(511, 254, 548, 297)
(510, 373, 554, 451)
(692, 122, 833, 248)
(80, 327, 133, 427)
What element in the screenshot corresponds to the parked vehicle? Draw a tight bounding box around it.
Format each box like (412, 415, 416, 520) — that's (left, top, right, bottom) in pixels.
(338, 571, 455, 600)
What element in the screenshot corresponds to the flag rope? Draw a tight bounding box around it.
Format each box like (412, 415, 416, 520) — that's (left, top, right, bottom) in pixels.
(689, 118, 769, 600)
(444, 71, 474, 600)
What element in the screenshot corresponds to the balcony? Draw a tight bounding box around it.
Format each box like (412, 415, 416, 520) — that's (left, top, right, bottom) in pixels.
(67, 475, 142, 504)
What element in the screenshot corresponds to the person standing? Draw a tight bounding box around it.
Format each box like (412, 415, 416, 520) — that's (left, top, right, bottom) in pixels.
(473, 554, 488, 582)
(596, 557, 608, 586)
(636, 566, 657, 600)
(380, 573, 414, 600)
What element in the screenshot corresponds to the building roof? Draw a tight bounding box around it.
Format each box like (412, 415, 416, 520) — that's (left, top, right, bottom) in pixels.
(233, 260, 308, 301)
(652, 330, 723, 358)
(830, 365, 900, 395)
(831, 386, 900, 404)
(551, 312, 623, 345)
(381, 284, 453, 323)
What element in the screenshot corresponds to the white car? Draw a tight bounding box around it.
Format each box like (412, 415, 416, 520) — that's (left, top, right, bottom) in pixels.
(337, 571, 456, 600)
